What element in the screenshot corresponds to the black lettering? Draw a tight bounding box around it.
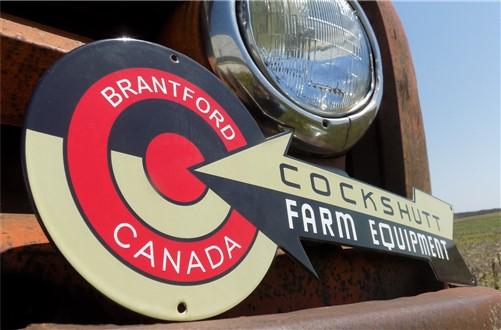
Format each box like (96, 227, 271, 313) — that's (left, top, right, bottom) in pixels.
(361, 189, 377, 211)
(433, 215, 441, 231)
(398, 202, 411, 222)
(310, 173, 331, 196)
(411, 206, 423, 225)
(422, 211, 431, 227)
(381, 196, 394, 215)
(339, 183, 356, 205)
(279, 163, 300, 189)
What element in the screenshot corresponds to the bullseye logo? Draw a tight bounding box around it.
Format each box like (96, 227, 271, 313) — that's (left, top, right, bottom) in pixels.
(24, 39, 470, 322)
(68, 68, 257, 283)
(23, 40, 276, 321)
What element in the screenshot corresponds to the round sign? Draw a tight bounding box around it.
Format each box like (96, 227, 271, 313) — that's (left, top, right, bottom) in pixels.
(23, 39, 276, 320)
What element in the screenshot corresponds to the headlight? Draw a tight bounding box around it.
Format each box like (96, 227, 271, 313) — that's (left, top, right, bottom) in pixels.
(202, 0, 382, 155)
(241, 0, 372, 118)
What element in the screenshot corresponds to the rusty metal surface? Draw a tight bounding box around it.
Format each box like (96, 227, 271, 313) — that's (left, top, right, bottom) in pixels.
(1, 242, 157, 329)
(0, 5, 470, 329)
(0, 213, 48, 253)
(23, 287, 501, 330)
(1, 3, 180, 42)
(2, 214, 443, 328)
(162, 1, 431, 188)
(0, 15, 85, 126)
(222, 244, 442, 319)
(158, 1, 210, 69)
(349, 2, 431, 197)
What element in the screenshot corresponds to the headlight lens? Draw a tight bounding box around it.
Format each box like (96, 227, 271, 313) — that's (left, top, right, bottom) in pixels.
(202, 0, 382, 155)
(240, 0, 373, 117)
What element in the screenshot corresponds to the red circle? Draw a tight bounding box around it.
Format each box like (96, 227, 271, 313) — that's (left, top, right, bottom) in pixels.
(145, 133, 206, 204)
(66, 68, 256, 283)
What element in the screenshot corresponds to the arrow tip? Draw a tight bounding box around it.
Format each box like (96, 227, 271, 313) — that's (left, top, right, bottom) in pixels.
(282, 238, 319, 279)
(193, 131, 320, 278)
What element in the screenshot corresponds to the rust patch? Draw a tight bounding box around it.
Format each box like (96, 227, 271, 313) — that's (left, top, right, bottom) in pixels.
(221, 244, 442, 319)
(0, 213, 48, 253)
(349, 2, 431, 197)
(2, 220, 443, 327)
(0, 15, 85, 126)
(21, 287, 501, 329)
(158, 2, 209, 69)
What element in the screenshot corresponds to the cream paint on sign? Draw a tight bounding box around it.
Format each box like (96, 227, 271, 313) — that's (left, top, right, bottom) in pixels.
(196, 133, 454, 240)
(25, 129, 276, 321)
(111, 150, 230, 238)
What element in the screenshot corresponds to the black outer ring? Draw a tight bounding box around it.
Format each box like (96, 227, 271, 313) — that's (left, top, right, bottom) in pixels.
(22, 39, 266, 285)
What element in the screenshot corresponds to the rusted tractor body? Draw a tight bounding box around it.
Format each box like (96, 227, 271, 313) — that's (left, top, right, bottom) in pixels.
(1, 2, 499, 328)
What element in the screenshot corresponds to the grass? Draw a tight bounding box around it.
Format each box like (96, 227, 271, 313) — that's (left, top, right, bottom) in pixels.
(454, 211, 501, 289)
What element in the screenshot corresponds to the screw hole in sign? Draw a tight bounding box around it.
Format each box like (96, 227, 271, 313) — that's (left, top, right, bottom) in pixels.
(170, 54, 179, 63)
(177, 302, 187, 314)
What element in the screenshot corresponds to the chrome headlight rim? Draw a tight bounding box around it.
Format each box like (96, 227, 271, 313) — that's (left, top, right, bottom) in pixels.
(202, 0, 383, 155)
(238, 0, 376, 119)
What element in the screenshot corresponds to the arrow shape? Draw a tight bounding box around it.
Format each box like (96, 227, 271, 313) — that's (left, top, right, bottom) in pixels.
(194, 132, 473, 284)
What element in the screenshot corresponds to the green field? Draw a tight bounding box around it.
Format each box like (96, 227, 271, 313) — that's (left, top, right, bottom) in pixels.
(454, 211, 501, 289)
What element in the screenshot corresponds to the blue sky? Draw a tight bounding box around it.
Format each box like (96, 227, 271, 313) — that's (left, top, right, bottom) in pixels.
(393, 1, 500, 212)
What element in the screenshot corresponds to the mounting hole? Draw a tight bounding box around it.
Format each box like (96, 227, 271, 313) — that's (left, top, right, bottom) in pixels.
(177, 302, 187, 314)
(322, 119, 329, 128)
(170, 54, 179, 63)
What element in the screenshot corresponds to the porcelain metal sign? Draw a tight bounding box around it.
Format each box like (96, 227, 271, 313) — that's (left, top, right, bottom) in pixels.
(23, 39, 473, 321)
